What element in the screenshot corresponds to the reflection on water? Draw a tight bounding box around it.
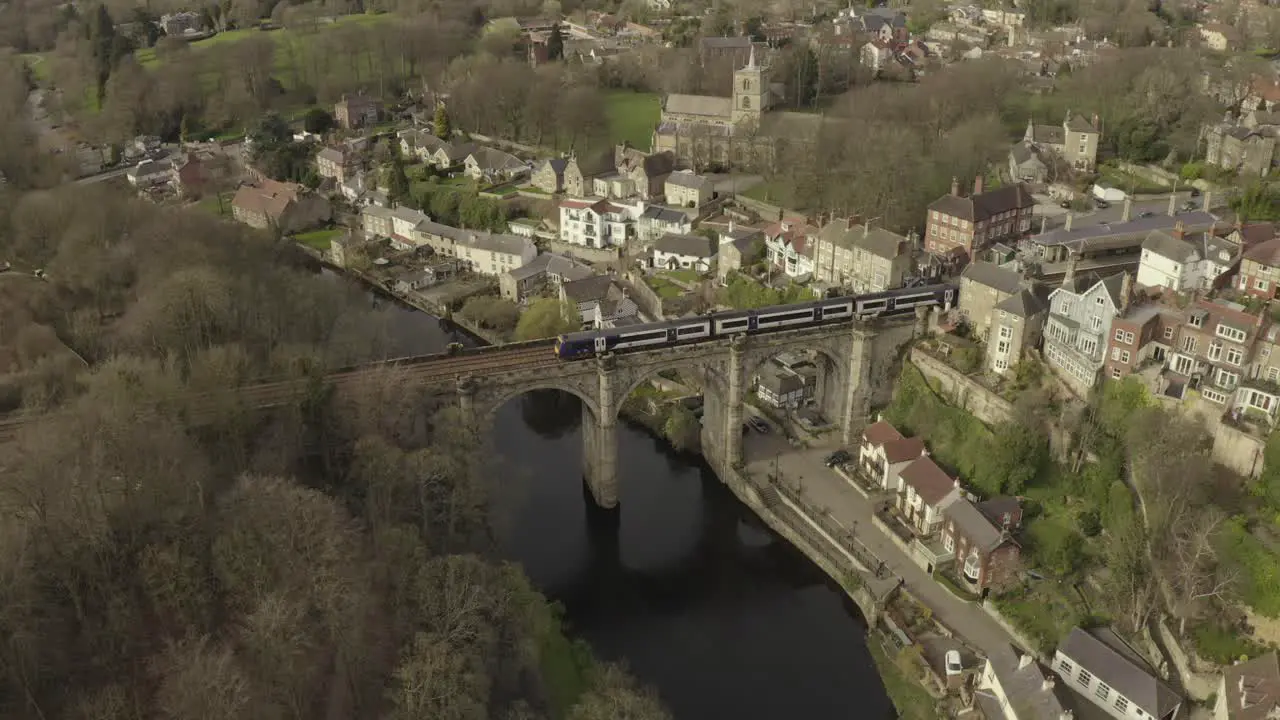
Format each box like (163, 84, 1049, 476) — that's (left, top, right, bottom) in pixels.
(327, 269, 893, 719)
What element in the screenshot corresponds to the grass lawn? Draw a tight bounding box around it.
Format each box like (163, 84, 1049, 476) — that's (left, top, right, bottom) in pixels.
(138, 14, 393, 69)
(868, 639, 939, 720)
(295, 227, 344, 251)
(195, 191, 232, 217)
(646, 277, 683, 299)
(660, 268, 701, 284)
(740, 178, 795, 206)
(604, 90, 660, 152)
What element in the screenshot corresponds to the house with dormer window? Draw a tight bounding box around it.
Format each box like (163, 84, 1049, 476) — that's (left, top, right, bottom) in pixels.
(764, 219, 818, 279)
(1042, 259, 1132, 397)
(897, 456, 961, 536)
(1165, 298, 1265, 407)
(856, 419, 927, 490)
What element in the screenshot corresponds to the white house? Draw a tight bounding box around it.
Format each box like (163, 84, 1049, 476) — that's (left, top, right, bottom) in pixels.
(389, 206, 431, 250)
(1138, 225, 1241, 294)
(897, 456, 960, 536)
(1052, 627, 1182, 720)
(975, 653, 1073, 720)
(764, 229, 815, 279)
(452, 230, 537, 276)
(664, 169, 714, 208)
(652, 233, 717, 272)
(464, 147, 528, 184)
(637, 205, 694, 245)
(559, 197, 643, 248)
(126, 158, 173, 187)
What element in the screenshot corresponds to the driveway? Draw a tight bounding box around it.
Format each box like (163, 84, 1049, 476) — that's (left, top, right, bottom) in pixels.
(743, 442, 1024, 665)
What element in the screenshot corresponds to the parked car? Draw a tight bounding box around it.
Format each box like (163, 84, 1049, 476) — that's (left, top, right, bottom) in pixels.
(1094, 199, 1110, 209)
(1181, 201, 1197, 211)
(945, 651, 963, 677)
(824, 450, 851, 468)
(747, 416, 770, 433)
(1190, 187, 1201, 198)
(1059, 200, 1071, 209)
(1139, 210, 1155, 218)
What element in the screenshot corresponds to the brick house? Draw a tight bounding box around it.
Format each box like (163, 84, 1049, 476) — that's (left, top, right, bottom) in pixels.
(168, 152, 204, 198)
(1238, 236, 1280, 299)
(334, 94, 380, 130)
(941, 496, 1022, 593)
(1102, 302, 1179, 382)
(925, 176, 1035, 261)
(316, 146, 358, 184)
(1165, 298, 1265, 407)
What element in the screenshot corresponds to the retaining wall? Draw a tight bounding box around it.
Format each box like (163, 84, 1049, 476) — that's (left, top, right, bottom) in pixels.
(1211, 421, 1267, 478)
(546, 240, 619, 265)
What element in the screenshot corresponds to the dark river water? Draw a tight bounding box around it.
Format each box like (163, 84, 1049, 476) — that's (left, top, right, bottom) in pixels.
(347, 274, 893, 719)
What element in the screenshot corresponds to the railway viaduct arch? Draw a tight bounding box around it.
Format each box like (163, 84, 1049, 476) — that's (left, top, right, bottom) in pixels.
(457, 313, 927, 509)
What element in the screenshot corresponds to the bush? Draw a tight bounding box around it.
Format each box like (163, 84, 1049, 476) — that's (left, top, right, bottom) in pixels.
(1077, 509, 1101, 537)
(1193, 622, 1267, 664)
(459, 296, 519, 332)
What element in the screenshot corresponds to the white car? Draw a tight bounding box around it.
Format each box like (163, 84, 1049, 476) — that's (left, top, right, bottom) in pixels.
(945, 650, 963, 676)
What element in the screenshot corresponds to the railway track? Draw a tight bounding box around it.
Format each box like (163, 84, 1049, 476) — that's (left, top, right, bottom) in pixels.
(0, 343, 564, 444)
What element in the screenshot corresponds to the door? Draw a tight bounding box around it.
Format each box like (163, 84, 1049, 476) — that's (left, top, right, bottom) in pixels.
(594, 336, 607, 353)
(748, 315, 759, 332)
(815, 306, 825, 322)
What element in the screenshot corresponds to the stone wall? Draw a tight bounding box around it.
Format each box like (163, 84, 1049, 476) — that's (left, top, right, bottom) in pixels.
(909, 348, 1015, 426)
(980, 600, 1046, 660)
(1155, 619, 1218, 701)
(1115, 161, 1176, 188)
(733, 194, 785, 223)
(621, 271, 665, 320)
(1211, 421, 1267, 478)
(545, 240, 620, 265)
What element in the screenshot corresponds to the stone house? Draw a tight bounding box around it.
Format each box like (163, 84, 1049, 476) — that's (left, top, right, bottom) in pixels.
(925, 177, 1035, 260)
(1237, 235, 1280, 299)
(334, 94, 381, 130)
(560, 275, 639, 329)
(940, 496, 1021, 592)
(764, 220, 817, 279)
(1042, 263, 1130, 397)
(1051, 626, 1182, 720)
(316, 146, 358, 184)
(500, 252, 595, 302)
(897, 456, 960, 536)
(1103, 301, 1179, 383)
(168, 153, 204, 198)
(563, 150, 617, 197)
(1023, 112, 1101, 172)
(530, 157, 568, 194)
(126, 158, 173, 187)
(1215, 651, 1280, 720)
(653, 233, 716, 272)
(958, 261, 1027, 340)
(464, 147, 528, 184)
(664, 169, 714, 208)
(428, 142, 479, 169)
(398, 129, 451, 162)
(615, 145, 676, 200)
(1204, 119, 1278, 177)
(848, 226, 913, 294)
(636, 205, 693, 246)
(231, 179, 331, 234)
(1164, 298, 1265, 408)
(1008, 142, 1050, 184)
(716, 227, 765, 282)
(986, 287, 1049, 376)
(452, 230, 538, 277)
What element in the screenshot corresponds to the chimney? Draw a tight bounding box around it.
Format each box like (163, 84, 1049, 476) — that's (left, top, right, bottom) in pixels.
(1205, 191, 1213, 213)
(1122, 196, 1133, 223)
(1065, 213, 1074, 232)
(951, 176, 960, 196)
(1017, 654, 1034, 670)
(729, 219, 735, 235)
(973, 174, 985, 195)
(1120, 272, 1133, 314)
(1173, 220, 1186, 239)
(1063, 251, 1078, 286)
(1040, 216, 1048, 234)
(1092, 113, 1100, 132)
(1168, 192, 1177, 217)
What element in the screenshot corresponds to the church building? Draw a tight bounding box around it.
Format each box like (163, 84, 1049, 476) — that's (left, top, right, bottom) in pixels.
(652, 47, 823, 172)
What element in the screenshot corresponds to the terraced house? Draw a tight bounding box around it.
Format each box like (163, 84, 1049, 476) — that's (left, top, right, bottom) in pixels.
(1164, 298, 1264, 407)
(925, 176, 1035, 261)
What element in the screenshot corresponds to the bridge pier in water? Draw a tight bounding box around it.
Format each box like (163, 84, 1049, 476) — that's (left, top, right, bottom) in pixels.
(582, 355, 619, 509)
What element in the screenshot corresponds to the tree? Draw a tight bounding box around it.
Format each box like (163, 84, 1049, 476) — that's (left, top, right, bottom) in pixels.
(663, 404, 700, 452)
(459, 296, 520, 333)
(547, 23, 565, 61)
(569, 664, 670, 720)
(514, 298, 576, 340)
(434, 103, 452, 140)
(302, 107, 334, 134)
(1165, 510, 1234, 636)
(386, 141, 411, 207)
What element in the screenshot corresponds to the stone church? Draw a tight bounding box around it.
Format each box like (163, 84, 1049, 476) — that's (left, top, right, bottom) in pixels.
(652, 47, 823, 172)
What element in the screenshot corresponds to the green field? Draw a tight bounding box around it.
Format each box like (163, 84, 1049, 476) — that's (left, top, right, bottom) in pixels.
(136, 13, 393, 69)
(295, 227, 344, 251)
(604, 91, 660, 152)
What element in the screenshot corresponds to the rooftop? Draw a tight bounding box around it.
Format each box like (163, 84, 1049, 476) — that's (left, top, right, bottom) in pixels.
(900, 456, 959, 506)
(1032, 210, 1218, 248)
(1058, 627, 1181, 718)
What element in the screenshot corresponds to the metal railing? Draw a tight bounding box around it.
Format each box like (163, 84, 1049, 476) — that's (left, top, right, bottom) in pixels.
(757, 471, 890, 579)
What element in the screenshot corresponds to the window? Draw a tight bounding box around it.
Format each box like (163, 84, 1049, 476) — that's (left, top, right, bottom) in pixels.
(1115, 696, 1130, 714)
(1095, 683, 1111, 701)
(1181, 336, 1197, 354)
(1172, 354, 1194, 375)
(1114, 329, 1125, 342)
(963, 552, 981, 582)
(1077, 668, 1093, 687)
(995, 357, 1009, 371)
(1248, 390, 1273, 412)
(1189, 314, 1204, 328)
(1202, 387, 1229, 404)
(1218, 325, 1247, 343)
(1058, 659, 1074, 675)
(1269, 367, 1280, 383)
(1112, 367, 1122, 379)
(1096, 296, 1106, 305)
(1164, 326, 1174, 340)
(1227, 346, 1244, 366)
(1208, 341, 1223, 361)
(1111, 347, 1121, 362)
(741, 96, 751, 109)
(1216, 368, 1240, 389)
(944, 533, 954, 552)
(999, 326, 1013, 340)
(1257, 278, 1270, 291)
(1080, 134, 1090, 143)
(1091, 316, 1102, 330)
(1120, 350, 1130, 364)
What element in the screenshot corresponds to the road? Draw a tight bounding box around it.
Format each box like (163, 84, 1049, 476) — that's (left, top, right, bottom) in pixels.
(741, 427, 1023, 665)
(1034, 190, 1208, 234)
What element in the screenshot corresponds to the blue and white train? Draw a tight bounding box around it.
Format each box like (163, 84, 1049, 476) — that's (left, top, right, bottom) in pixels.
(553, 282, 956, 361)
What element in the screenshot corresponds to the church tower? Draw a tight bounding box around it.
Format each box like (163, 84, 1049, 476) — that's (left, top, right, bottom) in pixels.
(732, 45, 768, 126)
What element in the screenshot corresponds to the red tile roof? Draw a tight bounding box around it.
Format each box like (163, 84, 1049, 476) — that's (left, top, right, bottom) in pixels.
(883, 437, 926, 464)
(900, 456, 958, 506)
(862, 420, 903, 447)
(1245, 235, 1280, 267)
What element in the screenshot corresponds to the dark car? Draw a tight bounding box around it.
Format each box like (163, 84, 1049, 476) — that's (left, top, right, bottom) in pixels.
(824, 450, 851, 468)
(1190, 187, 1201, 198)
(1094, 199, 1110, 209)
(1181, 201, 1197, 211)
(747, 416, 770, 433)
(1139, 210, 1155, 218)
(1059, 200, 1071, 209)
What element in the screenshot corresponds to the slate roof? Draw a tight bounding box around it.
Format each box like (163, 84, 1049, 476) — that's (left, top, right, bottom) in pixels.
(854, 227, 910, 260)
(655, 233, 716, 258)
(994, 287, 1049, 317)
(540, 157, 569, 175)
(944, 498, 1006, 552)
(1029, 124, 1065, 145)
(899, 456, 959, 506)
(316, 147, 345, 164)
(1142, 230, 1199, 263)
(664, 94, 733, 119)
(455, 230, 534, 257)
(506, 253, 593, 282)
(468, 147, 526, 173)
(665, 169, 714, 191)
(929, 183, 1035, 223)
(1065, 112, 1099, 134)
(1010, 142, 1045, 165)
(863, 420, 903, 446)
(1031, 211, 1218, 248)
(642, 205, 690, 224)
(984, 654, 1075, 720)
(562, 274, 615, 302)
(1058, 627, 1181, 718)
(1222, 651, 1280, 720)
(962, 261, 1024, 295)
(1237, 222, 1277, 248)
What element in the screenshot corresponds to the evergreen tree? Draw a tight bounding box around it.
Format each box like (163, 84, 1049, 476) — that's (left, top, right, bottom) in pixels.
(386, 141, 411, 207)
(547, 23, 564, 61)
(433, 103, 452, 140)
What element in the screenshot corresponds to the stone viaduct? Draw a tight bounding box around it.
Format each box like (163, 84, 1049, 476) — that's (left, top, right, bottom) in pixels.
(456, 315, 923, 509)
